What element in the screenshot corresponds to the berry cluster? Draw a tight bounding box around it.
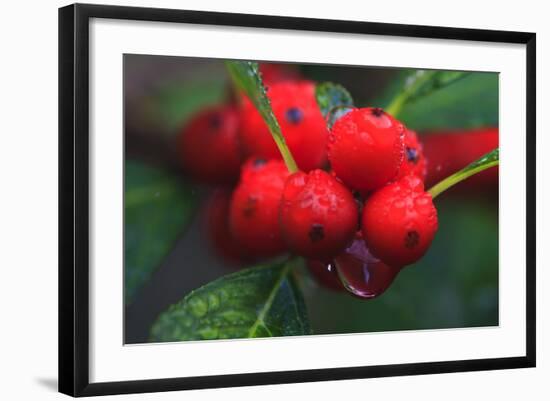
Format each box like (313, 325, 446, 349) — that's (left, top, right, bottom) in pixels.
(178, 63, 438, 299)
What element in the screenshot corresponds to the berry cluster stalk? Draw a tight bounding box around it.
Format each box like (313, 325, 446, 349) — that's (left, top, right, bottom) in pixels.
(428, 148, 499, 199)
(385, 70, 434, 117)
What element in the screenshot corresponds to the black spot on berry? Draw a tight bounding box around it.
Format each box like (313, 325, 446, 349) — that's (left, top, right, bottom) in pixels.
(285, 107, 303, 124)
(243, 196, 258, 218)
(406, 147, 419, 164)
(208, 113, 222, 130)
(252, 158, 267, 168)
(309, 223, 325, 243)
(371, 107, 384, 117)
(404, 231, 420, 249)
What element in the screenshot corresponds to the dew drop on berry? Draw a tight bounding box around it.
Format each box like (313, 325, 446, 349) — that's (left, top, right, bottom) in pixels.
(314, 186, 326, 196)
(393, 199, 405, 209)
(318, 197, 330, 207)
(415, 196, 430, 207)
(306, 260, 343, 291)
(334, 238, 400, 299)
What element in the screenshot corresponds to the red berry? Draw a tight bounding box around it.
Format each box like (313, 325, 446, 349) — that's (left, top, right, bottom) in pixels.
(334, 235, 400, 299)
(362, 175, 438, 267)
(396, 128, 427, 181)
(205, 190, 248, 265)
(229, 158, 290, 258)
(306, 260, 344, 291)
(259, 63, 301, 84)
(240, 81, 328, 171)
(280, 169, 358, 260)
(178, 105, 242, 185)
(328, 107, 405, 191)
(423, 127, 498, 191)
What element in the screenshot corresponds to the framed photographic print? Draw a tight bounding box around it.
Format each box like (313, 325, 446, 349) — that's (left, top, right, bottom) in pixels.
(58, 3, 536, 397)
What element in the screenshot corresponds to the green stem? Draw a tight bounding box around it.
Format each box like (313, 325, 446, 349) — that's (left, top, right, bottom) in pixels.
(385, 94, 406, 117)
(385, 70, 432, 117)
(428, 149, 499, 199)
(271, 129, 299, 173)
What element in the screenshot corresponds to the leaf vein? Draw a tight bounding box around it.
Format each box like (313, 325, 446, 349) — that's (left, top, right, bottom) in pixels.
(247, 263, 290, 338)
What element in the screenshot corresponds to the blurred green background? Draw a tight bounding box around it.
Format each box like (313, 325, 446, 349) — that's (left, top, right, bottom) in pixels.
(124, 55, 498, 343)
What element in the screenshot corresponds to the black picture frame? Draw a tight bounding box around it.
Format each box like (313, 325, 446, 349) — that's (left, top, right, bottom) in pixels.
(59, 3, 536, 397)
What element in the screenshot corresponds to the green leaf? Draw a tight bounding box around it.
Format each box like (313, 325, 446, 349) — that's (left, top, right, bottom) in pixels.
(224, 61, 272, 126)
(315, 82, 354, 128)
(125, 161, 197, 304)
(428, 148, 499, 198)
(225, 60, 298, 172)
(385, 70, 469, 116)
(406, 70, 468, 103)
(150, 261, 311, 341)
(464, 148, 499, 171)
(374, 70, 498, 130)
(315, 82, 354, 116)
